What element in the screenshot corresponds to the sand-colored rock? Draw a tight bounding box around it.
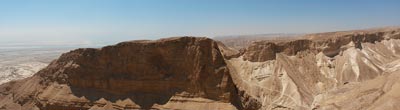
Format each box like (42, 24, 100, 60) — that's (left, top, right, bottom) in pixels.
(0, 37, 240, 110)
(221, 27, 400, 110)
(1, 27, 400, 110)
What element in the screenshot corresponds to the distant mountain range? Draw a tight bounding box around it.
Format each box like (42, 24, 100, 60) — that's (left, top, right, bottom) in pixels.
(213, 33, 303, 49)
(1, 27, 400, 109)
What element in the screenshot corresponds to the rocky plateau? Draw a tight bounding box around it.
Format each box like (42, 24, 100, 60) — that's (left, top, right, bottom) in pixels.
(1, 27, 400, 110)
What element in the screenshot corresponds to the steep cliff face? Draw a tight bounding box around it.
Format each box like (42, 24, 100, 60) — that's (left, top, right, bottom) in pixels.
(242, 30, 399, 62)
(224, 28, 400, 110)
(1, 28, 400, 110)
(242, 40, 314, 61)
(45, 37, 234, 97)
(0, 37, 240, 110)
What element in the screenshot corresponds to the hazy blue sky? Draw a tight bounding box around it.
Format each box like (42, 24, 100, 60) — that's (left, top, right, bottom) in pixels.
(0, 0, 399, 44)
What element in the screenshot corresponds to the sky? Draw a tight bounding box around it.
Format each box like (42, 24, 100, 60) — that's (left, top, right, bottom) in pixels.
(0, 0, 399, 45)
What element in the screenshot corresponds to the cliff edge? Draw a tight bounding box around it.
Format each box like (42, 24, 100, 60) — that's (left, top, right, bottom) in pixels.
(0, 37, 240, 110)
(1, 27, 400, 110)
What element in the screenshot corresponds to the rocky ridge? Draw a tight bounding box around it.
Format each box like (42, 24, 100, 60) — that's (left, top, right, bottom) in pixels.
(225, 27, 400, 109)
(0, 27, 400, 110)
(0, 37, 240, 110)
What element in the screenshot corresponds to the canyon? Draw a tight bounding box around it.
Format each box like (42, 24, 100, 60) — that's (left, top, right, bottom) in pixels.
(1, 27, 400, 110)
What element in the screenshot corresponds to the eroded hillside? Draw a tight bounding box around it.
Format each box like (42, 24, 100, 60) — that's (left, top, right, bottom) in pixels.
(222, 27, 400, 110)
(0, 28, 400, 110)
(0, 37, 240, 110)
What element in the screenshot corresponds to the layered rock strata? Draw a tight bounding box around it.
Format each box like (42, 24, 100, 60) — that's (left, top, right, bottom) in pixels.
(0, 37, 240, 110)
(1, 28, 400, 110)
(225, 28, 400, 109)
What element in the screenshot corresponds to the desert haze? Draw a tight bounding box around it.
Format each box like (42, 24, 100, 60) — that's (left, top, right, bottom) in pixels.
(0, 27, 400, 110)
(1, 1, 400, 110)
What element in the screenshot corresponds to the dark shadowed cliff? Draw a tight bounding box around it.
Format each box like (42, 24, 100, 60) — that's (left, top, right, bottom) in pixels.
(1, 28, 400, 110)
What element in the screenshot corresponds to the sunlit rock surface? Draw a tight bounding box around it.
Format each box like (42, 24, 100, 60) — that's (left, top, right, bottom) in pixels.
(1, 27, 400, 110)
(0, 37, 240, 110)
(222, 27, 400, 110)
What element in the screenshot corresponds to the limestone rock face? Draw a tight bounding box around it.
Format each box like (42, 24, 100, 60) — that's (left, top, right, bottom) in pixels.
(242, 40, 314, 62)
(223, 27, 400, 110)
(0, 37, 240, 110)
(52, 37, 233, 97)
(2, 27, 400, 110)
(242, 30, 399, 62)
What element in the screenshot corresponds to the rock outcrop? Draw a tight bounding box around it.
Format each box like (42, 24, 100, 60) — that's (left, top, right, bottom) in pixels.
(242, 29, 400, 62)
(0, 37, 240, 110)
(224, 27, 400, 109)
(1, 27, 400, 110)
